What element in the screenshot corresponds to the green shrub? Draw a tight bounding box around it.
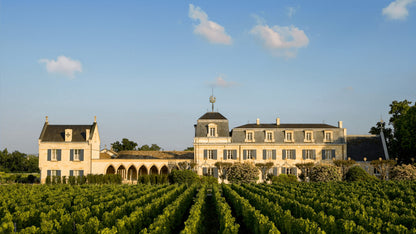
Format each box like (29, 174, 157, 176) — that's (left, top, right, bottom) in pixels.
(390, 164, 416, 181)
(345, 166, 375, 182)
(272, 174, 298, 183)
(310, 165, 341, 182)
(45, 175, 51, 184)
(226, 162, 259, 184)
(169, 170, 199, 185)
(200, 175, 218, 184)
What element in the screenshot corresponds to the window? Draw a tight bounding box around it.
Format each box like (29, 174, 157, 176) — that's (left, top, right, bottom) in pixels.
(282, 167, 297, 175)
(74, 149, 81, 161)
(245, 131, 255, 142)
(322, 149, 335, 160)
(74, 170, 80, 177)
(226, 150, 233, 160)
(51, 149, 58, 161)
(284, 131, 294, 142)
(208, 150, 215, 159)
(247, 150, 254, 159)
(303, 150, 316, 160)
(283, 149, 296, 160)
(265, 131, 274, 142)
(51, 170, 58, 176)
(304, 131, 313, 142)
(324, 131, 333, 142)
(207, 123, 217, 137)
(266, 150, 273, 160)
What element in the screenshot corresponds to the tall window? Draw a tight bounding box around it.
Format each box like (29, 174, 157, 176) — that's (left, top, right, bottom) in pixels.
(247, 150, 255, 159)
(285, 131, 294, 142)
(74, 170, 81, 177)
(51, 170, 58, 176)
(226, 150, 233, 160)
(284, 149, 296, 160)
(208, 150, 215, 159)
(51, 149, 58, 161)
(324, 131, 333, 142)
(245, 131, 255, 142)
(265, 131, 274, 142)
(303, 150, 315, 159)
(74, 149, 81, 161)
(207, 123, 217, 137)
(304, 131, 313, 142)
(266, 150, 273, 160)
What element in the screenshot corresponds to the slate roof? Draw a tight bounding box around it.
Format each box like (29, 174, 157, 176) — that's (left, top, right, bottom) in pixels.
(117, 151, 194, 160)
(39, 123, 95, 142)
(234, 123, 337, 129)
(198, 112, 227, 120)
(347, 135, 386, 161)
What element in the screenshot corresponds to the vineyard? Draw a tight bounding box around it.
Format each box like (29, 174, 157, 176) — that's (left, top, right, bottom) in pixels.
(1, 181, 416, 233)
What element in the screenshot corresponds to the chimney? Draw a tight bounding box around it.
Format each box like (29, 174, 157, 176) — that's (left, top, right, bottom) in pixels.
(45, 116, 49, 124)
(338, 121, 343, 128)
(86, 129, 90, 140)
(256, 118, 260, 125)
(65, 129, 72, 142)
(94, 116, 97, 123)
(276, 118, 280, 125)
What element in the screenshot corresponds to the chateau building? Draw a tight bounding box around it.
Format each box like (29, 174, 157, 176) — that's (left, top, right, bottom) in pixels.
(38, 99, 386, 184)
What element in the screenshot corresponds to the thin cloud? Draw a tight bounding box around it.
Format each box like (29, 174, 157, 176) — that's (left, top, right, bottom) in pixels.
(39, 55, 82, 77)
(189, 4, 232, 45)
(250, 23, 309, 58)
(209, 76, 238, 88)
(287, 7, 296, 18)
(382, 0, 416, 20)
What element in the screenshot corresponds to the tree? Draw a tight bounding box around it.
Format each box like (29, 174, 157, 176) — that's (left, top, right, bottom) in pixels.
(255, 162, 274, 181)
(295, 162, 314, 181)
(214, 162, 232, 183)
(226, 162, 259, 184)
(111, 138, 138, 152)
(369, 121, 394, 155)
(149, 144, 161, 151)
(184, 147, 194, 151)
(0, 148, 39, 173)
(168, 170, 199, 185)
(333, 159, 356, 180)
(309, 165, 341, 182)
(390, 164, 416, 181)
(345, 166, 375, 182)
(138, 144, 161, 151)
(370, 159, 396, 180)
(139, 144, 150, 151)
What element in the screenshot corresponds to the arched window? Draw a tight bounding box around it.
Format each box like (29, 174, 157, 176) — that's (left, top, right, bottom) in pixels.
(207, 123, 217, 137)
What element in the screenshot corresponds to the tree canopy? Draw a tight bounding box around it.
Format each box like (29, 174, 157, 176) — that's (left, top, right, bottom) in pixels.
(0, 148, 39, 173)
(111, 139, 162, 152)
(370, 100, 416, 163)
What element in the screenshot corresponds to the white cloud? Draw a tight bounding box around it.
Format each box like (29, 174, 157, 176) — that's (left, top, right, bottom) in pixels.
(209, 76, 238, 88)
(39, 55, 82, 77)
(250, 23, 309, 58)
(189, 4, 232, 45)
(382, 0, 416, 20)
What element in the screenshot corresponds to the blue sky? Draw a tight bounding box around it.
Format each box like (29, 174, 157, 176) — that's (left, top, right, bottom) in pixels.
(1, 0, 415, 154)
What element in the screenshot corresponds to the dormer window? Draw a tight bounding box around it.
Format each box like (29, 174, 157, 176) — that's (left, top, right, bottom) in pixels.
(265, 131, 274, 142)
(245, 130, 255, 142)
(207, 123, 217, 137)
(284, 131, 294, 142)
(65, 129, 72, 142)
(304, 131, 314, 142)
(324, 131, 333, 142)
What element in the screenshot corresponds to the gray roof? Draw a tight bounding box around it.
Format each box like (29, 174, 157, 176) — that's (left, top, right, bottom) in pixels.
(117, 151, 194, 160)
(234, 123, 337, 129)
(198, 112, 227, 120)
(347, 135, 386, 161)
(39, 123, 95, 142)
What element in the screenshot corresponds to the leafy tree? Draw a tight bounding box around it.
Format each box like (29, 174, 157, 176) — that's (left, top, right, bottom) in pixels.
(111, 138, 138, 152)
(369, 121, 394, 155)
(333, 159, 356, 180)
(168, 170, 199, 185)
(139, 144, 150, 151)
(138, 144, 161, 151)
(255, 162, 274, 181)
(226, 162, 259, 184)
(295, 162, 314, 181)
(309, 165, 341, 182)
(370, 159, 396, 180)
(214, 162, 232, 182)
(345, 166, 376, 182)
(184, 147, 194, 151)
(149, 144, 161, 151)
(390, 164, 416, 181)
(0, 148, 39, 173)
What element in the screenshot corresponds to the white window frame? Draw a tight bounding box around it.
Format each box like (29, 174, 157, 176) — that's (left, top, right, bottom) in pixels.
(51, 149, 58, 161)
(207, 123, 217, 137)
(73, 170, 81, 177)
(287, 150, 296, 160)
(324, 131, 333, 142)
(74, 149, 81, 161)
(265, 131, 274, 142)
(207, 150, 215, 160)
(324, 150, 332, 160)
(266, 150, 273, 160)
(304, 131, 314, 142)
(51, 170, 58, 176)
(245, 131, 255, 142)
(247, 150, 254, 160)
(304, 150, 314, 160)
(284, 131, 294, 143)
(226, 150, 233, 160)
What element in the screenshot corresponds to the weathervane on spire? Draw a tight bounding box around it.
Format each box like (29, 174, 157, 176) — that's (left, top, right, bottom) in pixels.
(209, 88, 216, 112)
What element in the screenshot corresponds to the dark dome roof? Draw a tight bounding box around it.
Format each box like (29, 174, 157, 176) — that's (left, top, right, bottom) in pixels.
(198, 112, 227, 120)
